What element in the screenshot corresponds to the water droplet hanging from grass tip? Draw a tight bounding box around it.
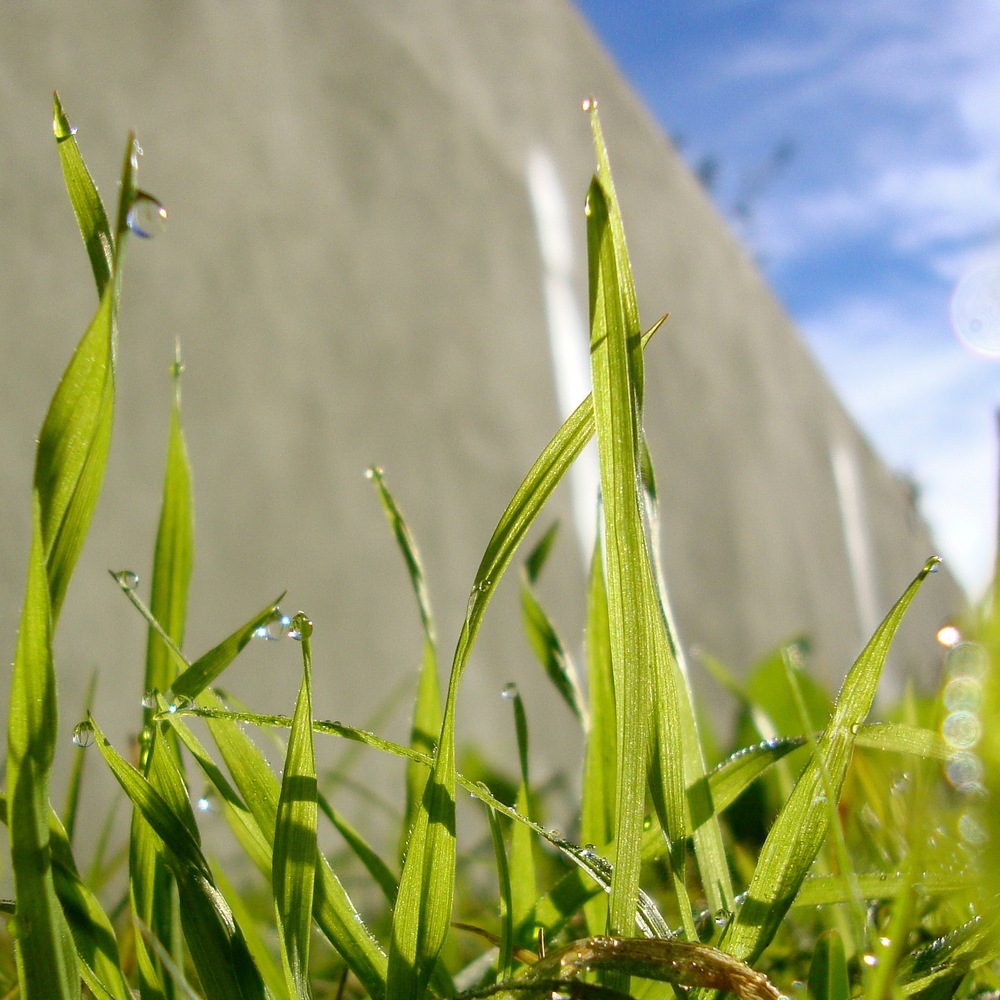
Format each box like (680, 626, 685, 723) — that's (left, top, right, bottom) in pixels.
(581, 96, 597, 112)
(289, 612, 313, 641)
(72, 721, 94, 748)
(113, 569, 139, 591)
(501, 682, 518, 700)
(126, 190, 168, 239)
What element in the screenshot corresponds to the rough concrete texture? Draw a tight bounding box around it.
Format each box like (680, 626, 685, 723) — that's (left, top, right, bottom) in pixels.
(1, 2, 962, 821)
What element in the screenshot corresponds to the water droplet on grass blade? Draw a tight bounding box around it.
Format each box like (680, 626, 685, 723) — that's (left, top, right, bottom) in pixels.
(582, 96, 598, 112)
(114, 569, 139, 591)
(501, 682, 518, 700)
(127, 190, 168, 238)
(289, 612, 313, 640)
(255, 611, 291, 640)
(141, 690, 157, 709)
(72, 721, 94, 747)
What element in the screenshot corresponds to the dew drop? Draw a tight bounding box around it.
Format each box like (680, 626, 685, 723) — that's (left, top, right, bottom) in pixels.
(548, 828, 562, 840)
(73, 721, 94, 747)
(477, 578, 492, 593)
(501, 682, 518, 700)
(168, 694, 193, 715)
(141, 690, 157, 709)
(288, 612, 313, 641)
(126, 190, 168, 239)
(255, 611, 291, 641)
(862, 953, 878, 967)
(582, 96, 598, 112)
(580, 844, 598, 860)
(72, 720, 94, 747)
(196, 791, 214, 813)
(928, 560, 941, 573)
(114, 569, 139, 591)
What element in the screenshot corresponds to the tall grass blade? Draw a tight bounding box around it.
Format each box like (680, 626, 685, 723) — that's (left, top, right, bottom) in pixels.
(7, 497, 80, 998)
(273, 615, 318, 999)
(586, 110, 686, 943)
(715, 557, 941, 966)
(144, 352, 194, 719)
(807, 929, 849, 1000)
(386, 269, 662, 998)
(505, 685, 537, 950)
(485, 802, 515, 983)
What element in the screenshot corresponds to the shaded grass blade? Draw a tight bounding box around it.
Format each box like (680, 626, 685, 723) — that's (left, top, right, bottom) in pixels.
(807, 929, 849, 1000)
(505, 685, 537, 950)
(90, 717, 267, 999)
(715, 557, 942, 966)
(520, 524, 587, 726)
(7, 497, 80, 998)
(273, 616, 318, 999)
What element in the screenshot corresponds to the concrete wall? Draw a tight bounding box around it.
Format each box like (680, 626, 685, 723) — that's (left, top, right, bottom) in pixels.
(1, 2, 962, 818)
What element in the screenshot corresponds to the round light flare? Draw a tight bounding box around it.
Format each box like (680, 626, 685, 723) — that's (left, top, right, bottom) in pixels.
(936, 624, 962, 647)
(950, 263, 1000, 357)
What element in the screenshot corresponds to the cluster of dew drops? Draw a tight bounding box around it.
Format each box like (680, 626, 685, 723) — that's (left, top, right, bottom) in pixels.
(72, 573, 311, 751)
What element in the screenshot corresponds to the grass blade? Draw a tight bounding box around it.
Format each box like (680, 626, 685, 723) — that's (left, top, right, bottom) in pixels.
(505, 685, 537, 952)
(144, 351, 194, 718)
(520, 524, 587, 726)
(367, 466, 443, 858)
(273, 615, 318, 999)
(808, 929, 849, 1000)
(52, 92, 113, 298)
(585, 112, 685, 942)
(7, 497, 80, 998)
(716, 557, 942, 966)
(89, 717, 267, 999)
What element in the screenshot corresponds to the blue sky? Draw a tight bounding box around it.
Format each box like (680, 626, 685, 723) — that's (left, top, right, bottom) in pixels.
(574, 0, 999, 599)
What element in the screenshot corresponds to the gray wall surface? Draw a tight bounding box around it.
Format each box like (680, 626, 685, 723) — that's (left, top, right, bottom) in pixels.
(1, 3, 963, 822)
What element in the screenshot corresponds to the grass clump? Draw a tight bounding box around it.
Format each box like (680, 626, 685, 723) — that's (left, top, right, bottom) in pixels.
(3, 93, 998, 999)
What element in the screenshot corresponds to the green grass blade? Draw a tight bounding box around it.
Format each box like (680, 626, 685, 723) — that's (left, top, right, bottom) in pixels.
(808, 929, 849, 1000)
(89, 717, 267, 999)
(195, 692, 389, 999)
(586, 148, 682, 942)
(367, 466, 443, 858)
(485, 802, 515, 983)
(716, 557, 942, 966)
(63, 670, 98, 845)
(385, 277, 660, 999)
(170, 596, 284, 699)
(7, 498, 80, 998)
(505, 686, 537, 950)
(642, 442, 734, 915)
(273, 616, 318, 999)
(580, 536, 615, 935)
(145, 354, 194, 718)
(52, 92, 113, 298)
(520, 525, 587, 726)
(36, 123, 139, 624)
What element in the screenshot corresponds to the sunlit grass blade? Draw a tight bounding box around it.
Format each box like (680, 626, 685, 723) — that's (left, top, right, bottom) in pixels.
(144, 351, 194, 720)
(35, 123, 138, 624)
(194, 691, 389, 999)
(169, 596, 284, 699)
(586, 118, 686, 946)
(53, 92, 113, 298)
(367, 466, 443, 857)
(485, 802, 515, 983)
(520, 524, 587, 726)
(641, 441, 734, 916)
(89, 716, 267, 999)
(715, 557, 942, 967)
(273, 615, 318, 999)
(581, 535, 615, 935)
(7, 496, 80, 998)
(387, 284, 662, 997)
